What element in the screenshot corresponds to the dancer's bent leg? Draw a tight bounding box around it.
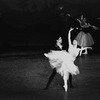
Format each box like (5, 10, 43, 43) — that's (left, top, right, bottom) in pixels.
(44, 68, 57, 89)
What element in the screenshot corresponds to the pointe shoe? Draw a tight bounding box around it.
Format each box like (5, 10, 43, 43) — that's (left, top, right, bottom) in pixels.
(63, 85, 68, 92)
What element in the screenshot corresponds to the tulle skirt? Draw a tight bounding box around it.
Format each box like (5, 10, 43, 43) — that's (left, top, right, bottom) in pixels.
(44, 50, 79, 77)
(75, 31, 94, 47)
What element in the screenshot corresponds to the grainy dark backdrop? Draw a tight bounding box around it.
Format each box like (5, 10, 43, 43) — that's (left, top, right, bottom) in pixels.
(0, 0, 100, 53)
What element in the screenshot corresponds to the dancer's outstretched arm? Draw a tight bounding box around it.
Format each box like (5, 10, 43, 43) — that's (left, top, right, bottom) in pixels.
(80, 47, 92, 51)
(68, 28, 74, 47)
(88, 23, 99, 30)
(79, 47, 92, 56)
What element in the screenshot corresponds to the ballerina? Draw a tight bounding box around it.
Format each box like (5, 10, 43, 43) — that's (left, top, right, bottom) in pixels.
(44, 28, 89, 92)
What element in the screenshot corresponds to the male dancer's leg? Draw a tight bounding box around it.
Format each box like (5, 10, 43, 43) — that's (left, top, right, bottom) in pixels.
(44, 68, 57, 89)
(68, 73, 73, 88)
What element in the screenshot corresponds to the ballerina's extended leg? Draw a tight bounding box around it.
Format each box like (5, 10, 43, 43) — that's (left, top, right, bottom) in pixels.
(63, 72, 69, 92)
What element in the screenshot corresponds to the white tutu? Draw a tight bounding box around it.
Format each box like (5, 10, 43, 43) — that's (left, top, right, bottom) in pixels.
(75, 31, 94, 47)
(44, 50, 80, 77)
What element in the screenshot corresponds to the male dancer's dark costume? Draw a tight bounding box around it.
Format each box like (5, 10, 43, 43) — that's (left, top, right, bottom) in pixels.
(44, 42, 73, 90)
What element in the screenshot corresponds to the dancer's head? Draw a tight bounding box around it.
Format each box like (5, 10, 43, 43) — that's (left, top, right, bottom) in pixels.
(73, 40, 77, 46)
(57, 37, 62, 43)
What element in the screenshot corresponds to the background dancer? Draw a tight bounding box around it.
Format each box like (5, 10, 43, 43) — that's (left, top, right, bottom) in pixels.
(76, 14, 99, 30)
(75, 14, 98, 55)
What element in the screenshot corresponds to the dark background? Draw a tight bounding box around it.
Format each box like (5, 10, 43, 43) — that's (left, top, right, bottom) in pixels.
(0, 0, 100, 53)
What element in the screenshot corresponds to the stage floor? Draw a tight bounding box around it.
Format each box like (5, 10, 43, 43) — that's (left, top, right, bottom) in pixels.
(0, 52, 100, 100)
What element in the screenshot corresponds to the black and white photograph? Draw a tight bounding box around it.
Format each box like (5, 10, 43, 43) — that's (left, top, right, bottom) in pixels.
(0, 0, 100, 100)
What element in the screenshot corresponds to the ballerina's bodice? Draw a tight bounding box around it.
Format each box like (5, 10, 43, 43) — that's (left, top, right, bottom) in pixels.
(68, 45, 80, 60)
